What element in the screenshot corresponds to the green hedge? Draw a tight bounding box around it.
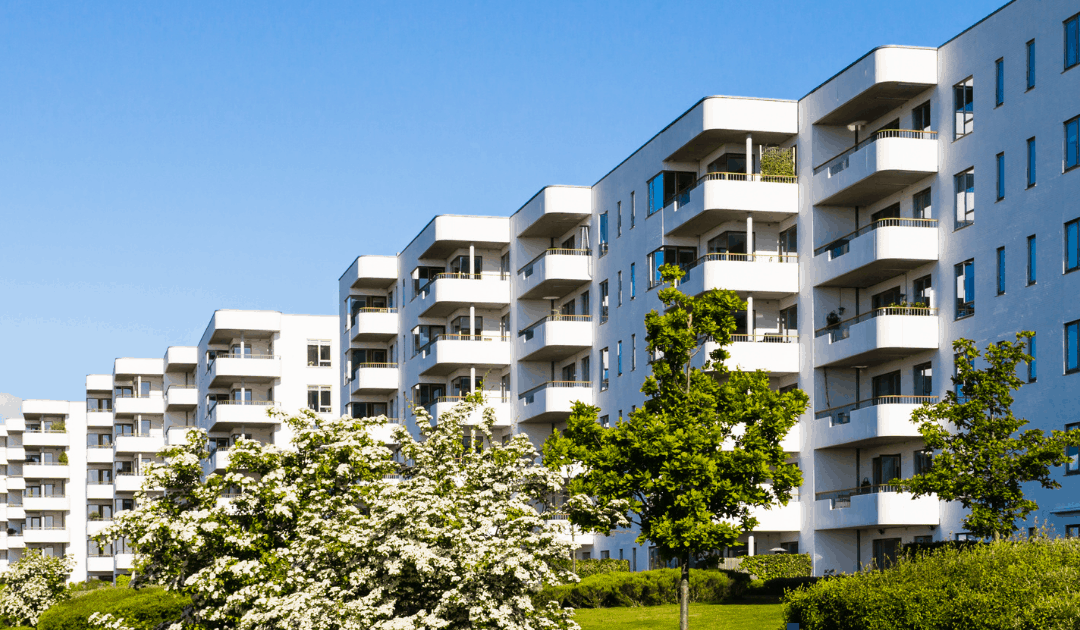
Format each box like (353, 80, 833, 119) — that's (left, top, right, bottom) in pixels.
(539, 568, 748, 608)
(550, 557, 631, 580)
(783, 537, 1080, 630)
(37, 587, 189, 630)
(739, 554, 811, 581)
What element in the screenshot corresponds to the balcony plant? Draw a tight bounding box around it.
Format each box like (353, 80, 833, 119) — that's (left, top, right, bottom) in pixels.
(50, 421, 66, 433)
(760, 146, 795, 177)
(57, 452, 68, 465)
(87, 512, 101, 521)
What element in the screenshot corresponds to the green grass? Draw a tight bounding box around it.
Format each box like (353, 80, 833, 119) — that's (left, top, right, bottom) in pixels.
(573, 601, 784, 630)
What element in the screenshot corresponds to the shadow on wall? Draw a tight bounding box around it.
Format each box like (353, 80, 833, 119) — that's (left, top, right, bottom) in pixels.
(0, 393, 22, 420)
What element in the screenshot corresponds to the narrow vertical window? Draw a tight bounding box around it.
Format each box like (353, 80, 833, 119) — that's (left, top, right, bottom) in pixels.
(617, 271, 623, 306)
(1065, 117, 1079, 171)
(1066, 14, 1079, 70)
(630, 191, 636, 228)
(997, 247, 1006, 295)
(1027, 235, 1037, 285)
(599, 212, 609, 255)
(914, 188, 933, 219)
(600, 348, 610, 389)
(1027, 334, 1037, 382)
(1026, 40, 1036, 89)
(996, 153, 1005, 200)
(599, 281, 609, 323)
(630, 263, 636, 299)
(1066, 421, 1080, 474)
(617, 341, 623, 376)
(995, 58, 1004, 106)
(631, 334, 637, 371)
(1066, 219, 1080, 272)
(1067, 320, 1080, 374)
(954, 77, 974, 139)
(955, 168, 975, 228)
(955, 259, 975, 318)
(617, 201, 622, 237)
(1027, 137, 1037, 187)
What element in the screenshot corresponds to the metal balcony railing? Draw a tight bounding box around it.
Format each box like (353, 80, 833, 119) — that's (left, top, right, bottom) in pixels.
(815, 395, 940, 425)
(814, 306, 938, 342)
(518, 314, 592, 338)
(730, 333, 798, 344)
(519, 380, 592, 402)
(813, 218, 938, 258)
(813, 129, 938, 176)
(519, 248, 592, 276)
(815, 483, 908, 508)
(697, 171, 798, 185)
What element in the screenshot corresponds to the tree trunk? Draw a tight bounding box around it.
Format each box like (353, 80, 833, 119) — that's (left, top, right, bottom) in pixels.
(680, 553, 690, 630)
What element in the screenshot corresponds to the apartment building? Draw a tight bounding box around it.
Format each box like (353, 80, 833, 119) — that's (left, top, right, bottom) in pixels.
(339, 0, 1080, 574)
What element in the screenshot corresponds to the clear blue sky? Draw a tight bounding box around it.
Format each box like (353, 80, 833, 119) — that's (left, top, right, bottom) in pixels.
(0, 0, 1005, 401)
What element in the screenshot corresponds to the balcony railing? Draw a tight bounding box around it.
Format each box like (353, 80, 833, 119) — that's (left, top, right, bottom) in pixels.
(518, 380, 592, 402)
(424, 394, 511, 409)
(814, 306, 938, 342)
(416, 272, 508, 297)
(350, 362, 398, 383)
(518, 248, 592, 276)
(518, 314, 592, 338)
(815, 395, 940, 425)
(348, 307, 398, 329)
(812, 129, 938, 176)
(815, 483, 907, 509)
(23, 429, 67, 434)
(729, 333, 798, 343)
(209, 352, 276, 363)
(414, 333, 509, 356)
(697, 171, 798, 185)
(813, 218, 938, 258)
(25, 526, 66, 531)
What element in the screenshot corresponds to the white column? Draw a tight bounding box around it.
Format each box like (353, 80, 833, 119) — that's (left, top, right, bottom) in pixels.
(746, 296, 755, 339)
(469, 244, 476, 276)
(470, 366, 477, 394)
(745, 133, 753, 177)
(746, 216, 754, 261)
(748, 535, 756, 556)
(469, 305, 476, 338)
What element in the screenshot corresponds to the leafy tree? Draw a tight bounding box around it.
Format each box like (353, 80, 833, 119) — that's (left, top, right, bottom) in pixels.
(906, 332, 1080, 540)
(543, 264, 807, 630)
(0, 549, 74, 626)
(98, 398, 598, 630)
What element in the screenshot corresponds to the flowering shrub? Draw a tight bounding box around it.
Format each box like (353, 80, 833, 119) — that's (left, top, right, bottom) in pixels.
(0, 550, 74, 626)
(98, 397, 615, 629)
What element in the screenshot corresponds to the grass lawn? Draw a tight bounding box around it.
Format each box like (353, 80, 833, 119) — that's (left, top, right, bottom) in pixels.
(573, 601, 784, 630)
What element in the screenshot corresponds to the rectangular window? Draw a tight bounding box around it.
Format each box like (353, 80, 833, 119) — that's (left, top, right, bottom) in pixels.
(954, 77, 974, 139)
(1067, 422, 1080, 475)
(914, 449, 934, 475)
(1028, 235, 1037, 284)
(617, 341, 623, 376)
(631, 334, 637, 371)
(1066, 14, 1079, 70)
(1028, 333, 1037, 382)
(955, 259, 975, 318)
(617, 201, 622, 237)
(630, 191, 636, 228)
(647, 171, 695, 216)
(955, 169, 975, 227)
(600, 281, 609, 324)
(1067, 320, 1080, 374)
(996, 153, 1005, 200)
(1067, 219, 1080, 272)
(1069, 525, 1080, 538)
(913, 188, 933, 219)
(647, 246, 698, 287)
(995, 58, 1004, 106)
(630, 263, 636, 299)
(1026, 40, 1036, 89)
(307, 386, 332, 413)
(997, 247, 1006, 295)
(912, 101, 931, 131)
(1066, 117, 1079, 171)
(307, 341, 331, 367)
(599, 212, 609, 255)
(1027, 137, 1037, 187)
(914, 362, 933, 397)
(601, 348, 610, 390)
(617, 271, 623, 306)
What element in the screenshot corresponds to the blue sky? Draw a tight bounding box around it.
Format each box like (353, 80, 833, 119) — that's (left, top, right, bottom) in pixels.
(0, 0, 1006, 401)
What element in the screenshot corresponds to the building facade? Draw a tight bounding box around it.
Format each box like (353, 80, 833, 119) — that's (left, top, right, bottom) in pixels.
(339, 0, 1080, 574)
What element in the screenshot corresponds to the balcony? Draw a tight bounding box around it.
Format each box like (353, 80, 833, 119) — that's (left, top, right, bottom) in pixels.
(7, 477, 25, 491)
(545, 514, 596, 548)
(414, 273, 511, 318)
(517, 381, 593, 424)
(815, 396, 937, 449)
(86, 411, 115, 427)
(87, 446, 115, 464)
(208, 401, 279, 430)
(164, 346, 198, 372)
(167, 426, 195, 445)
(209, 448, 230, 473)
(349, 364, 400, 395)
(113, 395, 165, 417)
(87, 556, 114, 573)
(24, 527, 68, 544)
(514, 185, 592, 238)
(5, 417, 25, 431)
(425, 396, 512, 427)
(810, 46, 937, 127)
(23, 495, 69, 511)
(517, 249, 592, 300)
(23, 463, 69, 479)
(665, 173, 799, 237)
(114, 357, 164, 377)
(22, 430, 69, 448)
(7, 447, 25, 462)
(165, 386, 198, 411)
(6, 535, 24, 549)
(86, 374, 113, 392)
(812, 130, 938, 207)
(699, 335, 800, 376)
(343, 255, 398, 290)
(115, 474, 149, 493)
(516, 315, 592, 362)
(207, 353, 281, 387)
(814, 307, 938, 368)
(679, 253, 798, 299)
(115, 554, 135, 570)
(113, 434, 166, 455)
(813, 219, 938, 287)
(814, 484, 939, 530)
(414, 334, 511, 377)
(349, 308, 399, 342)
(367, 418, 406, 444)
(410, 215, 510, 260)
(86, 519, 112, 536)
(86, 483, 115, 500)
(749, 497, 803, 532)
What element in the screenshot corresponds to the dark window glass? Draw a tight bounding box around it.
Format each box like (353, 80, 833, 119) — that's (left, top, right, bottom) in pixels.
(997, 247, 1006, 295)
(1027, 235, 1037, 284)
(996, 153, 1005, 200)
(1027, 40, 1036, 89)
(913, 188, 932, 219)
(955, 260, 975, 318)
(1067, 219, 1080, 271)
(1066, 15, 1079, 69)
(954, 78, 974, 138)
(1067, 320, 1080, 374)
(1028, 334, 1037, 382)
(1027, 138, 1036, 187)
(1066, 118, 1079, 171)
(1067, 422, 1080, 474)
(995, 58, 1004, 106)
(912, 101, 931, 131)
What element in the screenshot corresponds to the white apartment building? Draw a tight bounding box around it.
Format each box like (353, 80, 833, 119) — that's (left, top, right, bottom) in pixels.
(339, 0, 1080, 575)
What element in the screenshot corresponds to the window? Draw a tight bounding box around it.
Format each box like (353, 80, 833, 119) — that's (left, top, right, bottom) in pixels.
(779, 304, 798, 335)
(617, 341, 623, 376)
(599, 212, 609, 256)
(1026, 40, 1036, 89)
(631, 334, 637, 371)
(996, 153, 1005, 200)
(647, 171, 696, 216)
(601, 348, 609, 390)
(1066, 117, 1079, 171)
(630, 263, 636, 299)
(955, 259, 975, 318)
(997, 247, 1006, 295)
(307, 341, 331, 367)
(1028, 235, 1037, 284)
(600, 414, 609, 427)
(1067, 422, 1080, 475)
(1069, 525, 1080, 538)
(913, 188, 932, 219)
(912, 101, 931, 131)
(955, 169, 975, 227)
(617, 201, 622, 237)
(779, 226, 798, 256)
(630, 191, 636, 228)
(1067, 320, 1080, 374)
(954, 77, 974, 139)
(599, 281, 609, 324)
(1028, 333, 1037, 382)
(307, 386, 332, 413)
(1067, 219, 1080, 272)
(580, 290, 590, 317)
(913, 275, 933, 307)
(647, 246, 697, 287)
(1066, 13, 1079, 70)
(601, 550, 610, 559)
(914, 449, 934, 475)
(617, 271, 623, 306)
(995, 58, 1004, 106)
(914, 362, 933, 397)
(1027, 137, 1037, 187)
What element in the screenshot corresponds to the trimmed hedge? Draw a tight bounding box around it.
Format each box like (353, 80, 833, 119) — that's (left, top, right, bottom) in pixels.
(539, 568, 749, 608)
(783, 537, 1080, 630)
(550, 557, 631, 580)
(37, 587, 189, 630)
(739, 554, 811, 581)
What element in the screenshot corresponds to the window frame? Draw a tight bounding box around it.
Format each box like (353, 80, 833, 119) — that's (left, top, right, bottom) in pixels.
(955, 259, 975, 319)
(1066, 320, 1080, 375)
(1066, 219, 1080, 273)
(996, 246, 1006, 295)
(1066, 13, 1079, 71)
(994, 58, 1004, 106)
(954, 168, 975, 228)
(1026, 39, 1036, 89)
(1027, 137, 1037, 187)
(996, 153, 1005, 200)
(630, 263, 636, 299)
(1027, 235, 1037, 285)
(307, 341, 332, 368)
(953, 77, 974, 140)
(1028, 333, 1037, 383)
(1065, 117, 1079, 172)
(1066, 421, 1080, 475)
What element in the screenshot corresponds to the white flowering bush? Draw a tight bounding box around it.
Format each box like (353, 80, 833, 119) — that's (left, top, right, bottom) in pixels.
(98, 396, 607, 630)
(0, 549, 74, 626)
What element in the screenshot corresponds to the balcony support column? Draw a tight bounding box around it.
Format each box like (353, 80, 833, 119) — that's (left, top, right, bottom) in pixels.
(745, 133, 752, 177)
(746, 216, 754, 260)
(470, 367, 476, 394)
(469, 305, 476, 338)
(746, 296, 755, 338)
(469, 244, 475, 275)
(747, 535, 755, 556)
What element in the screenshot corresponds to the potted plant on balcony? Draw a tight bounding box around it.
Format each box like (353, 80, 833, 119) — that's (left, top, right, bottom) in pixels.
(58, 452, 68, 465)
(50, 421, 66, 433)
(88, 511, 101, 521)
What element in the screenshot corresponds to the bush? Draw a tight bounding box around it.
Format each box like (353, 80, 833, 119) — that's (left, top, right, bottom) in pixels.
(538, 568, 748, 608)
(115, 575, 131, 589)
(549, 557, 630, 581)
(739, 554, 811, 581)
(749, 576, 823, 597)
(783, 537, 1080, 630)
(37, 587, 189, 630)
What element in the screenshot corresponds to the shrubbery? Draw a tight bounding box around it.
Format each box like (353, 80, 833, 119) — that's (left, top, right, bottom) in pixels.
(739, 553, 811, 581)
(36, 587, 189, 630)
(783, 537, 1080, 630)
(539, 568, 748, 608)
(549, 557, 630, 580)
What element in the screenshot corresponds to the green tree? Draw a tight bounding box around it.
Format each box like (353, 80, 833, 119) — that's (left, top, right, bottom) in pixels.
(906, 332, 1080, 539)
(543, 264, 807, 630)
